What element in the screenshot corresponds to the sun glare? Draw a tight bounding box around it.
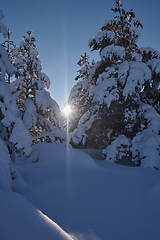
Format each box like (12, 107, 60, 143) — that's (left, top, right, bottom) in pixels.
(63, 104, 72, 116)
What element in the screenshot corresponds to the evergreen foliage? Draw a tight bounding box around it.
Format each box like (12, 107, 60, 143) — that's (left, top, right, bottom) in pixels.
(66, 53, 94, 133)
(75, 52, 94, 81)
(89, 0, 143, 60)
(68, 0, 160, 169)
(10, 30, 66, 144)
(0, 9, 32, 157)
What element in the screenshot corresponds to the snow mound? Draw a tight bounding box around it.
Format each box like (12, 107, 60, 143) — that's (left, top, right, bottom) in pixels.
(0, 190, 73, 240)
(16, 143, 160, 240)
(24, 143, 96, 171)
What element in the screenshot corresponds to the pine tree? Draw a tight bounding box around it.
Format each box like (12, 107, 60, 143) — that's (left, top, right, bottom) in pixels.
(66, 53, 94, 134)
(0, 9, 32, 156)
(75, 52, 94, 81)
(89, 0, 143, 60)
(0, 8, 33, 191)
(69, 1, 160, 169)
(11, 30, 66, 144)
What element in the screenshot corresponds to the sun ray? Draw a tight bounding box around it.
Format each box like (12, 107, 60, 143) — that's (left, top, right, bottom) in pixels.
(63, 104, 72, 116)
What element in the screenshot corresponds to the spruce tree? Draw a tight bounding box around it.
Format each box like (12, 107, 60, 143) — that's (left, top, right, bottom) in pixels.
(89, 0, 143, 60)
(75, 52, 94, 81)
(11, 30, 66, 144)
(66, 53, 94, 135)
(69, 0, 160, 169)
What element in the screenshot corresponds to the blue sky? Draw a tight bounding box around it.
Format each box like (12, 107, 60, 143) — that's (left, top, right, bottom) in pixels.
(1, 0, 160, 109)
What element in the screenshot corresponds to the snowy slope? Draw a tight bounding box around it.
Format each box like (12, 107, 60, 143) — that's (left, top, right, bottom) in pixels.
(11, 143, 160, 240)
(0, 189, 73, 240)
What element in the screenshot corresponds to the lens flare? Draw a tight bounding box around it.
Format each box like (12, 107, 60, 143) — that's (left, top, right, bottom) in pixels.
(63, 104, 71, 116)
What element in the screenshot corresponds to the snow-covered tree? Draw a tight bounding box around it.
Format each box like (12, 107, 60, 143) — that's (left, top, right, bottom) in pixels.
(65, 53, 94, 134)
(69, 1, 160, 169)
(10, 30, 66, 144)
(0, 8, 33, 191)
(75, 52, 94, 81)
(0, 9, 32, 156)
(89, 0, 143, 61)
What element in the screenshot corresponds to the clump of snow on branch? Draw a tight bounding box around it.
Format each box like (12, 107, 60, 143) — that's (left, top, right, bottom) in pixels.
(2, 111, 32, 156)
(70, 114, 96, 145)
(123, 61, 151, 98)
(131, 129, 160, 169)
(140, 47, 160, 60)
(93, 78, 118, 107)
(41, 72, 51, 89)
(147, 59, 160, 75)
(0, 45, 14, 77)
(100, 45, 125, 62)
(23, 100, 37, 129)
(103, 135, 131, 162)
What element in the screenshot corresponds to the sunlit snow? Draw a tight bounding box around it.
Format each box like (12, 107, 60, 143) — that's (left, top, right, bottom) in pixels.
(1, 143, 160, 240)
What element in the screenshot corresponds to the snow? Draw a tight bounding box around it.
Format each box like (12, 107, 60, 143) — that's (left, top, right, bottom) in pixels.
(0, 138, 12, 191)
(33, 115, 66, 143)
(140, 103, 160, 134)
(89, 60, 102, 79)
(0, 189, 73, 240)
(41, 72, 51, 89)
(0, 78, 32, 156)
(103, 135, 131, 162)
(131, 28, 141, 40)
(100, 44, 125, 61)
(88, 37, 94, 48)
(6, 117, 33, 156)
(93, 77, 118, 107)
(102, 103, 160, 169)
(0, 79, 19, 116)
(131, 129, 160, 169)
(97, 66, 116, 84)
(102, 19, 114, 28)
(68, 81, 82, 100)
(1, 143, 160, 239)
(9, 77, 22, 93)
(23, 99, 37, 129)
(0, 45, 14, 76)
(118, 60, 129, 86)
(132, 52, 142, 61)
(36, 89, 53, 113)
(123, 61, 151, 98)
(138, 18, 144, 28)
(94, 30, 115, 44)
(140, 47, 160, 60)
(71, 114, 96, 145)
(148, 59, 160, 75)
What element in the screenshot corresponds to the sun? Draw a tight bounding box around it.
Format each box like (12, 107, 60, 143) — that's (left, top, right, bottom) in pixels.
(63, 104, 72, 116)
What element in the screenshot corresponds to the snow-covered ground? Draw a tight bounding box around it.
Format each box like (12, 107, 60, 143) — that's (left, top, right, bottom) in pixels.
(1, 143, 160, 240)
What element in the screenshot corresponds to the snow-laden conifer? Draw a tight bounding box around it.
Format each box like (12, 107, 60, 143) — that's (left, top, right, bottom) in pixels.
(66, 53, 94, 134)
(11, 30, 66, 144)
(69, 0, 160, 169)
(0, 9, 33, 191)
